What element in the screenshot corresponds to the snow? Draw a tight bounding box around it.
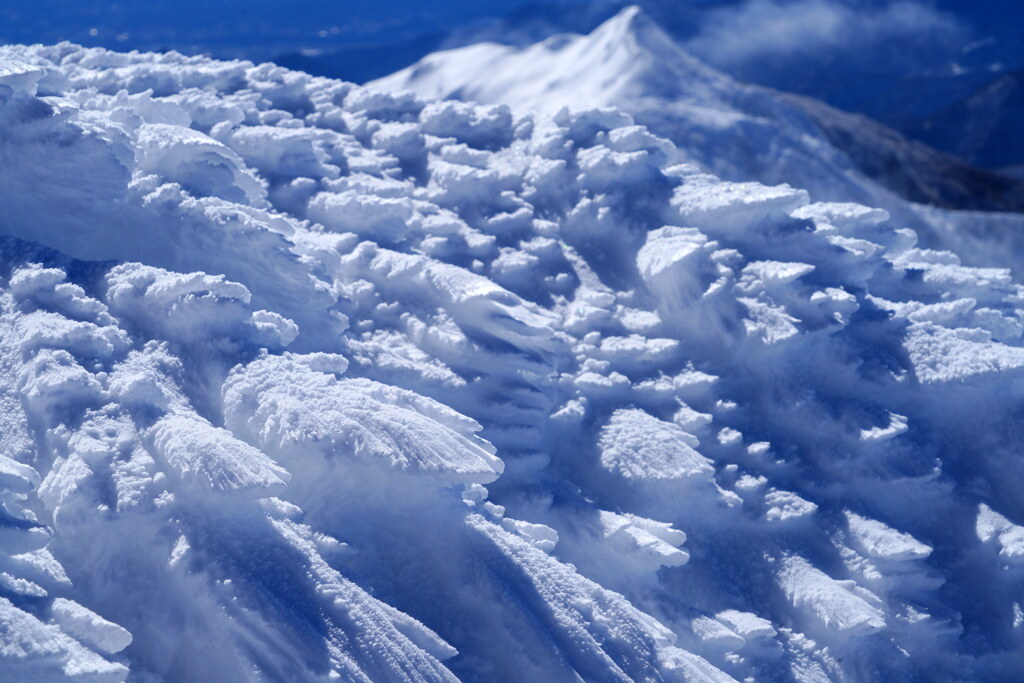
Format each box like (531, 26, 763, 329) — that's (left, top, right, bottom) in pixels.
(715, 610, 777, 641)
(598, 408, 713, 481)
(222, 355, 504, 486)
(845, 511, 932, 562)
(0, 598, 127, 682)
(148, 413, 291, 496)
(778, 555, 887, 639)
(0, 33, 1022, 683)
(50, 599, 132, 655)
(977, 504, 1024, 562)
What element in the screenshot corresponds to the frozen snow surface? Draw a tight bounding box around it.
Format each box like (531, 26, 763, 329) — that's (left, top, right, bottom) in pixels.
(0, 36, 1023, 682)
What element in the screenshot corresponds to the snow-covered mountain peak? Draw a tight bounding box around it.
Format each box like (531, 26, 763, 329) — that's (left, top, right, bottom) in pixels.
(571, 5, 735, 102)
(570, 4, 681, 70)
(377, 5, 730, 114)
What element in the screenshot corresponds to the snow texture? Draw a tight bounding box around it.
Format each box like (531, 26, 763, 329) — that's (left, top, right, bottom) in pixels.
(0, 34, 1021, 682)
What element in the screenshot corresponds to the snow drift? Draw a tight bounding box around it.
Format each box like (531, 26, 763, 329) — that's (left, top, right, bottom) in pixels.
(0, 38, 1023, 681)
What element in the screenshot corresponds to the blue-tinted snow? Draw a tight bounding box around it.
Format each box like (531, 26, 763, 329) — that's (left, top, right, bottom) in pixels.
(0, 38, 1023, 681)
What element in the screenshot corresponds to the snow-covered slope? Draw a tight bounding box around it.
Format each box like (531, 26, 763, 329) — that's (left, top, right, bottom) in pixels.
(375, 7, 1024, 226)
(1, 41, 1024, 681)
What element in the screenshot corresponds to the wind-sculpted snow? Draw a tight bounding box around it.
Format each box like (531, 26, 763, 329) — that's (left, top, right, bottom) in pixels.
(598, 408, 714, 482)
(0, 39, 1023, 682)
(222, 355, 504, 485)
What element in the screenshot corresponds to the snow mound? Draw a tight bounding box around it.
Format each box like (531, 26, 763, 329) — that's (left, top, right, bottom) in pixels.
(0, 40, 1021, 681)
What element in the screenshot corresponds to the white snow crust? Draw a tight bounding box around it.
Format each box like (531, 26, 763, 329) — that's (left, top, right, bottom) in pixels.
(0, 36, 1022, 682)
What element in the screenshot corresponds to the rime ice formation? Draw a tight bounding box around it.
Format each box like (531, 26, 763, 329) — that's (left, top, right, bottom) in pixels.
(0, 39, 1023, 682)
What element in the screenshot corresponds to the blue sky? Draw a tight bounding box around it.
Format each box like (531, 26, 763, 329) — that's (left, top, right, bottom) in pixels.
(2, 1, 1018, 88)
(0, 0, 543, 56)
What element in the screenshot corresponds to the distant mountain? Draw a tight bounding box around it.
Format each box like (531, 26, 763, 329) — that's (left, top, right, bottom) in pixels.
(907, 70, 1024, 171)
(423, 0, 1024, 170)
(374, 6, 1024, 215)
(781, 92, 1024, 211)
